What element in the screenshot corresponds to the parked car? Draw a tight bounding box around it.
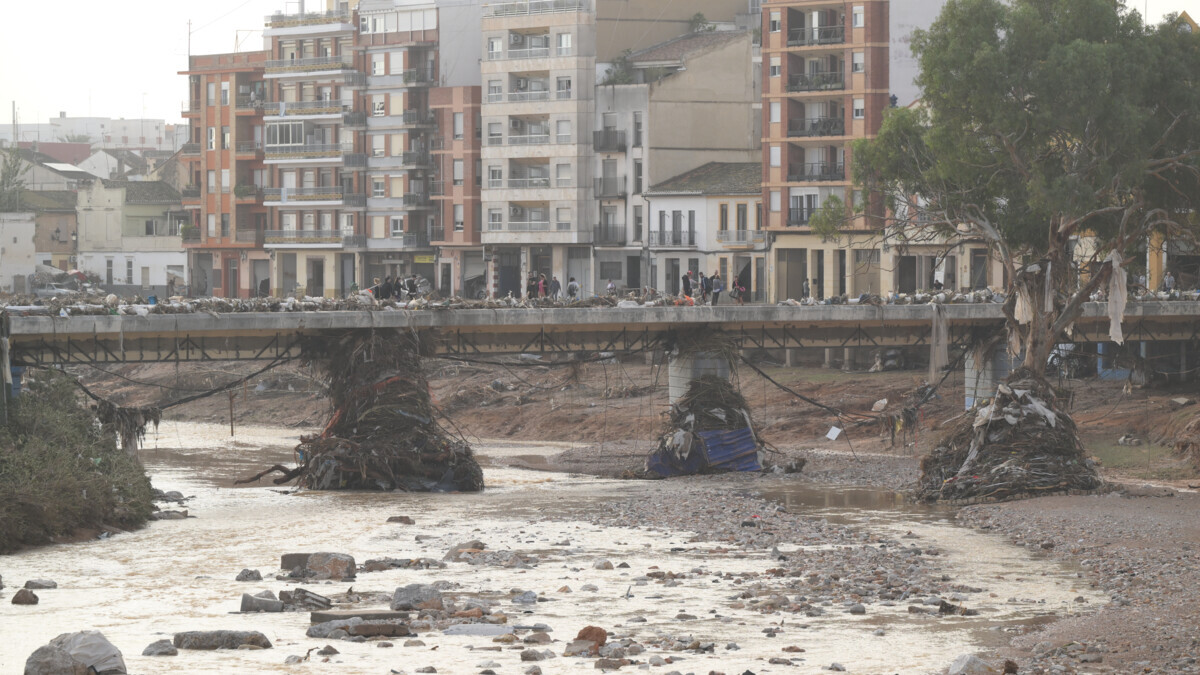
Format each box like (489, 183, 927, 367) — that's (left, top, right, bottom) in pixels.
(34, 283, 75, 298)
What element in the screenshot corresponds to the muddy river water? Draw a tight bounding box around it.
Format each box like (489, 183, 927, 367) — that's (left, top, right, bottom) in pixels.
(0, 421, 1104, 673)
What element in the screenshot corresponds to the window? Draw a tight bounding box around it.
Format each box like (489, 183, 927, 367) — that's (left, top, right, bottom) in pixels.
(206, 170, 216, 193)
(488, 209, 502, 229)
(372, 135, 385, 157)
(769, 145, 781, 167)
(600, 262, 622, 280)
(853, 190, 865, 207)
(769, 11, 781, 32)
(769, 101, 781, 124)
(769, 56, 781, 78)
(488, 165, 503, 188)
(556, 163, 571, 187)
(633, 160, 643, 194)
(453, 112, 464, 140)
(372, 54, 385, 75)
(556, 207, 572, 228)
(221, 214, 230, 236)
(372, 178, 385, 197)
(556, 119, 571, 143)
(452, 159, 464, 186)
(487, 38, 502, 59)
(736, 203, 748, 229)
(105, 259, 113, 285)
(391, 216, 404, 236)
(220, 82, 230, 105)
(633, 205, 643, 241)
(488, 80, 503, 101)
(852, 52, 865, 73)
(453, 204, 464, 231)
(372, 99, 385, 116)
(632, 111, 643, 146)
(557, 32, 572, 56)
(853, 98, 865, 119)
(556, 77, 572, 99)
(126, 259, 134, 285)
(476, 159, 482, 187)
(719, 203, 729, 230)
(221, 169, 230, 191)
(221, 126, 230, 150)
(207, 127, 216, 150)
(207, 213, 216, 236)
(852, 5, 864, 27)
(488, 122, 502, 144)
(770, 190, 781, 212)
(207, 82, 216, 105)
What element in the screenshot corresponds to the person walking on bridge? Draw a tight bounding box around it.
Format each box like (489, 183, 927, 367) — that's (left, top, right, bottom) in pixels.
(681, 270, 693, 299)
(549, 275, 561, 299)
(711, 272, 723, 305)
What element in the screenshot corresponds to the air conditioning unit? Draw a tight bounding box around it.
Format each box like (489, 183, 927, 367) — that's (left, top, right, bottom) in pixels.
(509, 33, 525, 45)
(510, 205, 525, 217)
(515, 77, 528, 91)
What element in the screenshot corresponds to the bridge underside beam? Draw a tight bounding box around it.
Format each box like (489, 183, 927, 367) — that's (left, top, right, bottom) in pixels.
(10, 334, 304, 366)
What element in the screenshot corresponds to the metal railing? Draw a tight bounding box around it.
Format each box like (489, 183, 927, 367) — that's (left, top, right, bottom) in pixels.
(430, 180, 445, 195)
(487, 92, 505, 103)
(507, 47, 551, 59)
(402, 69, 432, 84)
(787, 162, 845, 182)
(181, 143, 200, 155)
(265, 55, 354, 72)
(787, 210, 812, 226)
(233, 184, 261, 199)
(392, 232, 430, 248)
(649, 231, 697, 246)
(264, 143, 353, 158)
(182, 100, 200, 114)
(595, 176, 627, 198)
(787, 71, 845, 92)
(717, 229, 766, 245)
(787, 116, 845, 137)
(265, 8, 351, 27)
(235, 141, 262, 153)
(787, 25, 846, 47)
(263, 187, 346, 201)
(402, 152, 431, 165)
(508, 177, 552, 189)
(262, 101, 350, 116)
(344, 153, 369, 168)
(181, 227, 201, 242)
(235, 96, 265, 110)
(402, 193, 431, 206)
(593, 224, 626, 246)
(343, 111, 367, 126)
(402, 110, 436, 125)
(484, 0, 588, 17)
(235, 229, 264, 244)
(264, 229, 364, 245)
(508, 91, 551, 102)
(181, 185, 201, 199)
(508, 132, 551, 145)
(556, 89, 572, 100)
(505, 220, 552, 231)
(593, 129, 627, 152)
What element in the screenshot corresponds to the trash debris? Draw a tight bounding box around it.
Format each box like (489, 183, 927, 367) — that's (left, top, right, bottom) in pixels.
(237, 331, 483, 492)
(915, 369, 1102, 502)
(643, 375, 765, 477)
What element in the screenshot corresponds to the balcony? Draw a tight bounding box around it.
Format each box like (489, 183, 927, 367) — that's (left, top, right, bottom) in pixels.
(233, 184, 262, 201)
(787, 162, 845, 182)
(263, 229, 364, 247)
(263, 100, 350, 117)
(484, 0, 587, 17)
(182, 100, 200, 116)
(403, 193, 432, 207)
(507, 47, 551, 59)
(181, 185, 201, 200)
(593, 129, 627, 153)
(506, 221, 552, 231)
(787, 25, 846, 47)
(343, 111, 367, 127)
(787, 210, 812, 227)
(235, 229, 264, 245)
(402, 69, 432, 85)
(263, 187, 365, 206)
(507, 91, 551, 103)
(385, 232, 430, 249)
(235, 96, 265, 112)
(787, 116, 845, 138)
(507, 133, 551, 146)
(264, 143, 354, 161)
(649, 230, 697, 247)
(401, 110, 436, 125)
(717, 229, 767, 246)
(265, 8, 351, 28)
(595, 176, 627, 199)
(181, 143, 200, 156)
(430, 180, 445, 195)
(507, 177, 552, 189)
(787, 72, 845, 92)
(593, 224, 627, 246)
(181, 226, 201, 243)
(265, 55, 355, 74)
(402, 151, 431, 166)
(235, 141, 263, 156)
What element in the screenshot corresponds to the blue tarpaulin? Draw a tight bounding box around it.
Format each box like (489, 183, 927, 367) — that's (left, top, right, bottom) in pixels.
(645, 426, 761, 477)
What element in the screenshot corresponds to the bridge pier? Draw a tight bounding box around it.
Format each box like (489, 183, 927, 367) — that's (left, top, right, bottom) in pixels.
(964, 347, 1017, 409)
(667, 351, 731, 404)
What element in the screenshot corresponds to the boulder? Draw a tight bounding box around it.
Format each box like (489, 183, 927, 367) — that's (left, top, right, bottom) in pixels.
(173, 631, 272, 650)
(307, 618, 363, 639)
(235, 569, 262, 582)
(25, 631, 126, 674)
(240, 593, 285, 613)
(141, 640, 178, 657)
(592, 560, 614, 570)
(280, 553, 312, 570)
(387, 515, 416, 524)
(391, 583, 444, 611)
(512, 590, 538, 604)
(564, 640, 598, 656)
(947, 654, 1000, 675)
(444, 540, 487, 561)
(12, 589, 39, 605)
(24, 579, 57, 590)
(576, 626, 608, 646)
(306, 552, 356, 580)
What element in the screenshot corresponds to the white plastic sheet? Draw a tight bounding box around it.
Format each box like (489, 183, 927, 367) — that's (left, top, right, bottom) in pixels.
(1106, 250, 1127, 344)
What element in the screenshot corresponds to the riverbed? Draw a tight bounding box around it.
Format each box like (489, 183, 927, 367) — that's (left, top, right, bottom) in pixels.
(0, 421, 1105, 673)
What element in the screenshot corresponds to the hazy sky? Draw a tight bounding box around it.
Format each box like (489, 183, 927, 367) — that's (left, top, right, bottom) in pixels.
(0, 0, 1193, 128)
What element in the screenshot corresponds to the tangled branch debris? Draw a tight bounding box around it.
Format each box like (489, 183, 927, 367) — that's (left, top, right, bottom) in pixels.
(94, 400, 161, 456)
(644, 375, 766, 477)
(915, 368, 1102, 503)
(238, 330, 483, 492)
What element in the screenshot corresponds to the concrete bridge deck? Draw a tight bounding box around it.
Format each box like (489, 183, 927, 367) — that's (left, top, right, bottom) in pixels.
(4, 302, 1199, 365)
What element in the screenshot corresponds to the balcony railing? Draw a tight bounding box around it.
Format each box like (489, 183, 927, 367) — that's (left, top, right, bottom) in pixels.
(556, 89, 572, 100)
(787, 71, 845, 92)
(401, 69, 432, 85)
(787, 162, 845, 182)
(263, 187, 346, 201)
(507, 46, 551, 59)
(265, 8, 351, 28)
(787, 25, 846, 47)
(182, 100, 200, 115)
(181, 185, 201, 199)
(402, 193, 431, 206)
(181, 227, 201, 242)
(430, 180, 445, 195)
(595, 176, 627, 198)
(264, 229, 361, 245)
(402, 152, 431, 165)
(649, 230, 697, 247)
(593, 129, 627, 152)
(263, 101, 350, 116)
(508, 91, 551, 102)
(265, 143, 353, 159)
(265, 55, 355, 72)
(593, 224, 626, 246)
(343, 111, 367, 126)
(181, 143, 200, 155)
(391, 232, 430, 248)
(402, 110, 436, 125)
(235, 96, 265, 111)
(508, 177, 552, 189)
(787, 116, 845, 137)
(508, 133, 551, 146)
(485, 0, 587, 17)
(235, 229, 264, 244)
(717, 229, 766, 246)
(787, 210, 812, 227)
(233, 184, 261, 199)
(506, 221, 552, 231)
(235, 141, 263, 154)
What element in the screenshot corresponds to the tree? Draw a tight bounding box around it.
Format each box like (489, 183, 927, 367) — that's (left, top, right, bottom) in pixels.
(688, 12, 715, 33)
(0, 147, 29, 211)
(852, 0, 1200, 378)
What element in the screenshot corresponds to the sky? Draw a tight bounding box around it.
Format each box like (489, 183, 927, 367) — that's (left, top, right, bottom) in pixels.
(0, 0, 1194, 129)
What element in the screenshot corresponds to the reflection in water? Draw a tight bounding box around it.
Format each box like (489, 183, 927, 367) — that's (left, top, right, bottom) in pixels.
(0, 422, 1103, 674)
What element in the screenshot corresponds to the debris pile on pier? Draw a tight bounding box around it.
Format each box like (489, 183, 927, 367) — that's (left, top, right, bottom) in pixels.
(644, 375, 765, 477)
(239, 330, 483, 492)
(915, 370, 1101, 502)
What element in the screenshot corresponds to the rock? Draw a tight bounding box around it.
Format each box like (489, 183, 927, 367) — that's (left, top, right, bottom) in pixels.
(416, 667, 436, 673)
(444, 540, 487, 561)
(13, 589, 39, 605)
(1003, 660, 1019, 673)
(405, 639, 426, 647)
(240, 593, 285, 613)
(25, 631, 126, 675)
(443, 624, 513, 637)
(388, 515, 416, 524)
(317, 645, 339, 656)
(306, 552, 356, 580)
(280, 587, 332, 610)
(235, 569, 262, 582)
(581, 584, 599, 592)
(280, 552, 312, 570)
(564, 640, 598, 656)
(391, 583, 444, 611)
(141, 640, 178, 657)
(254, 590, 277, 600)
(173, 631, 273, 650)
(512, 590, 538, 604)
(308, 618, 362, 638)
(24, 579, 57, 590)
(1169, 397, 1195, 409)
(593, 560, 614, 570)
(595, 658, 630, 669)
(284, 655, 304, 664)
(160, 490, 185, 501)
(1121, 484, 1177, 498)
(947, 654, 1000, 675)
(848, 603, 866, 614)
(521, 648, 548, 662)
(150, 510, 188, 520)
(828, 664, 846, 672)
(347, 622, 412, 638)
(1079, 653, 1103, 663)
(577, 626, 608, 646)
(310, 609, 407, 624)
(525, 667, 543, 675)
(378, 642, 393, 648)
(524, 632, 553, 645)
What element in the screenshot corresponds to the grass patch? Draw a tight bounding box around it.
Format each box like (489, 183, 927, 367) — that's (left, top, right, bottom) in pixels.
(0, 371, 154, 553)
(1085, 440, 1199, 481)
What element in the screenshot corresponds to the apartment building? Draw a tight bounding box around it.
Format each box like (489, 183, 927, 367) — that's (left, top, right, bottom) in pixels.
(480, 0, 748, 299)
(180, 50, 271, 298)
(761, 0, 968, 302)
(429, 85, 485, 296)
(592, 30, 759, 294)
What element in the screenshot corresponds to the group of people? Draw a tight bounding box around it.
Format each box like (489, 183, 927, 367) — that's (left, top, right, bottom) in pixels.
(680, 269, 746, 305)
(526, 273, 580, 300)
(371, 274, 421, 301)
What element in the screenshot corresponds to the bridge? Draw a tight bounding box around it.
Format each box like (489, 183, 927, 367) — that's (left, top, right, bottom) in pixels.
(3, 302, 1199, 366)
